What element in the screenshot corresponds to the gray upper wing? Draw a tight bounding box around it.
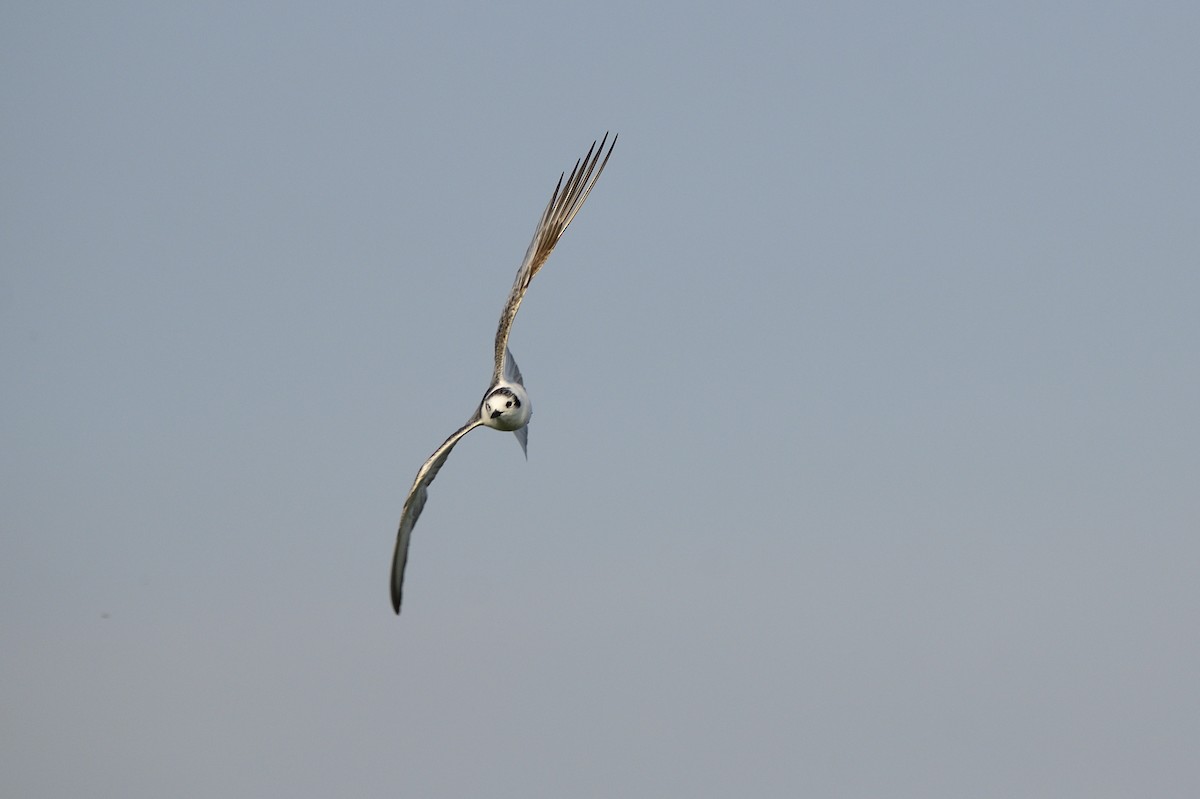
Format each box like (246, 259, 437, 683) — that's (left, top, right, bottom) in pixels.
(503, 347, 530, 459)
(502, 346, 524, 386)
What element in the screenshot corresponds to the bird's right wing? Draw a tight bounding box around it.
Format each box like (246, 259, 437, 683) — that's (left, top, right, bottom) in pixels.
(391, 414, 484, 614)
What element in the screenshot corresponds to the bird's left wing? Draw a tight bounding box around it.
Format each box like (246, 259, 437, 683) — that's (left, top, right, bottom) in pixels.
(391, 414, 484, 614)
(491, 133, 616, 385)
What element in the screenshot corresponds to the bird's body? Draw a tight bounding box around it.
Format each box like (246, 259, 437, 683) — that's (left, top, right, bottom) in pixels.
(390, 134, 616, 614)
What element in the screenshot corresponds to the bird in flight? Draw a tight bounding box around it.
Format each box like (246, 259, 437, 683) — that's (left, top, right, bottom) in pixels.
(390, 133, 617, 614)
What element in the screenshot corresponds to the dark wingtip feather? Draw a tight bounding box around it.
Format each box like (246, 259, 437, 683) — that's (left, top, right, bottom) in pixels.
(391, 578, 403, 614)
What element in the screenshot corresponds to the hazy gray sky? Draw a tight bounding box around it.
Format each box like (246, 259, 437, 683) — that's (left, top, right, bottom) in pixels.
(3, 2, 1198, 797)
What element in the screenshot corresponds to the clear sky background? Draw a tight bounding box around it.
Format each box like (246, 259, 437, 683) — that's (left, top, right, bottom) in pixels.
(3, 2, 1198, 797)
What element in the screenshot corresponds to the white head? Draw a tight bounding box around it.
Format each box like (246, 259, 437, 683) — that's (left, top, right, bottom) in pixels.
(481, 384, 530, 431)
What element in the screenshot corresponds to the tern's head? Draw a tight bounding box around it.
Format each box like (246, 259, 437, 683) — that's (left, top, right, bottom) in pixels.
(481, 385, 530, 431)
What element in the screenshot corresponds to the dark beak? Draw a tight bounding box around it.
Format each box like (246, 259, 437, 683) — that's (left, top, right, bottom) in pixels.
(490, 409, 503, 419)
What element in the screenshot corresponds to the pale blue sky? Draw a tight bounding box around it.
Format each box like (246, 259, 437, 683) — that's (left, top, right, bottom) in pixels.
(3, 2, 1199, 797)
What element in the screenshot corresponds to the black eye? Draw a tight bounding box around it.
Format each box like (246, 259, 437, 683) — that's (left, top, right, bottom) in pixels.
(505, 400, 513, 408)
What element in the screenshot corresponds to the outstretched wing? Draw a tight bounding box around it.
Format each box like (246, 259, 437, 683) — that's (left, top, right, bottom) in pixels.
(491, 133, 617, 385)
(391, 415, 484, 614)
